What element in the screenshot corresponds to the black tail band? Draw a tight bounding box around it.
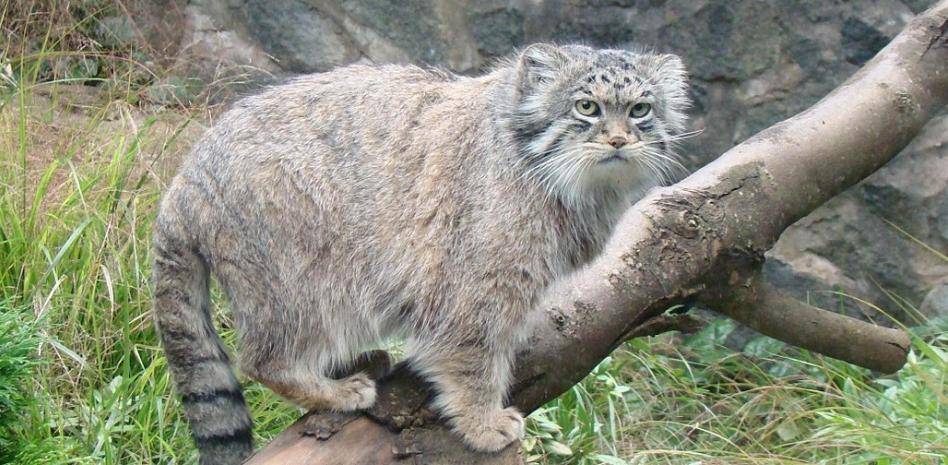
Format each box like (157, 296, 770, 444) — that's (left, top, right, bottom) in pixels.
(193, 427, 253, 449)
(181, 388, 246, 405)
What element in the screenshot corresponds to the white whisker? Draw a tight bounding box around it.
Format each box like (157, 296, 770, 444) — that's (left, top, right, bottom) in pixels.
(639, 147, 687, 185)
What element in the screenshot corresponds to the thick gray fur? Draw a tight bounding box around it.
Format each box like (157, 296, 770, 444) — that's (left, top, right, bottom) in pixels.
(152, 44, 689, 464)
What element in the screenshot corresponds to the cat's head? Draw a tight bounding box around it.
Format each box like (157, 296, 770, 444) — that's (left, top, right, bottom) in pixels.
(503, 44, 690, 206)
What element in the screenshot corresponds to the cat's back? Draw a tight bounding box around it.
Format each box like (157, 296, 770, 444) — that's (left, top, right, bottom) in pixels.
(186, 64, 485, 181)
(174, 65, 457, 206)
(220, 64, 456, 146)
(170, 62, 501, 260)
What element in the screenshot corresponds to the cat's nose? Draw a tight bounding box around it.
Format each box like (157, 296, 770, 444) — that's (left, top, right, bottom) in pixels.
(608, 136, 628, 148)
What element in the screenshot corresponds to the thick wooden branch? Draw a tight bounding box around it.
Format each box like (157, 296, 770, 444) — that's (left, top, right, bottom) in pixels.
(247, 2, 948, 463)
(702, 272, 911, 374)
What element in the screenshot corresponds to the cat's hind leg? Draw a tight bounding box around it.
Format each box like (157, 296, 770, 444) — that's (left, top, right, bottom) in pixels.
(244, 356, 377, 412)
(224, 271, 379, 412)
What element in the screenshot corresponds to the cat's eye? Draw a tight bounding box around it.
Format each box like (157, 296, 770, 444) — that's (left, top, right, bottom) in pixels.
(575, 99, 600, 117)
(630, 102, 652, 118)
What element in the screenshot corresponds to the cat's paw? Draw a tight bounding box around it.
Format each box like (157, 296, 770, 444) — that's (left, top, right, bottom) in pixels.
(452, 406, 524, 452)
(329, 372, 377, 411)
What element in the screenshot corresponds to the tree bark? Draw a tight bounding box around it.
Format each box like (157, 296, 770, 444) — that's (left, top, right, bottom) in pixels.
(247, 2, 948, 464)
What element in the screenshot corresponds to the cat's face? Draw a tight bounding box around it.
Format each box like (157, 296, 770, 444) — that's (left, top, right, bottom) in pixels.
(506, 44, 690, 206)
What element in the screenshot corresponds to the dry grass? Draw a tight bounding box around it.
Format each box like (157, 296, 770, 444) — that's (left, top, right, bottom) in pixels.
(3, 85, 201, 203)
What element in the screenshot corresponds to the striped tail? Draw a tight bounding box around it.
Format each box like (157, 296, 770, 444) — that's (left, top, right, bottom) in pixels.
(152, 218, 253, 465)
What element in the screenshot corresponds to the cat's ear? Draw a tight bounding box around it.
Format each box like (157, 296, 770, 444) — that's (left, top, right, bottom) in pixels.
(654, 54, 688, 90)
(653, 54, 690, 132)
(516, 44, 568, 90)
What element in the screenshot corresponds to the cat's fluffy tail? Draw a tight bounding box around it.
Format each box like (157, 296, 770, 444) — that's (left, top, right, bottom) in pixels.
(152, 214, 253, 465)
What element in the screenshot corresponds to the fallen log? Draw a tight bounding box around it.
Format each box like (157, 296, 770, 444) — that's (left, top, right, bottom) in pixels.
(247, 2, 948, 463)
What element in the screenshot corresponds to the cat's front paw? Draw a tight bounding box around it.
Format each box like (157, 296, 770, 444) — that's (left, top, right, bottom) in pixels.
(451, 406, 524, 452)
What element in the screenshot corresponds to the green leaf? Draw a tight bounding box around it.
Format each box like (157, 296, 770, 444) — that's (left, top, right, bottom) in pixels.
(545, 440, 573, 456)
(776, 418, 802, 441)
(592, 454, 630, 465)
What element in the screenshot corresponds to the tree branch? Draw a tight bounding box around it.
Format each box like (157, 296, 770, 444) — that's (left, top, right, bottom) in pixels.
(510, 0, 947, 412)
(701, 272, 911, 374)
(247, 2, 948, 463)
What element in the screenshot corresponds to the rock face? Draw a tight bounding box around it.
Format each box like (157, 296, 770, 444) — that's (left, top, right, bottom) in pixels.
(140, 0, 945, 322)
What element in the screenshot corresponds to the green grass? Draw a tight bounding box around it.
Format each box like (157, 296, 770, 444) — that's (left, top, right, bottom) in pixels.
(1, 4, 945, 465)
(0, 81, 301, 464)
(524, 318, 946, 465)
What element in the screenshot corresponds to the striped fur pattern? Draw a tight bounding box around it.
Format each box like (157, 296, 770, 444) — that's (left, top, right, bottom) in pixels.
(152, 44, 689, 462)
